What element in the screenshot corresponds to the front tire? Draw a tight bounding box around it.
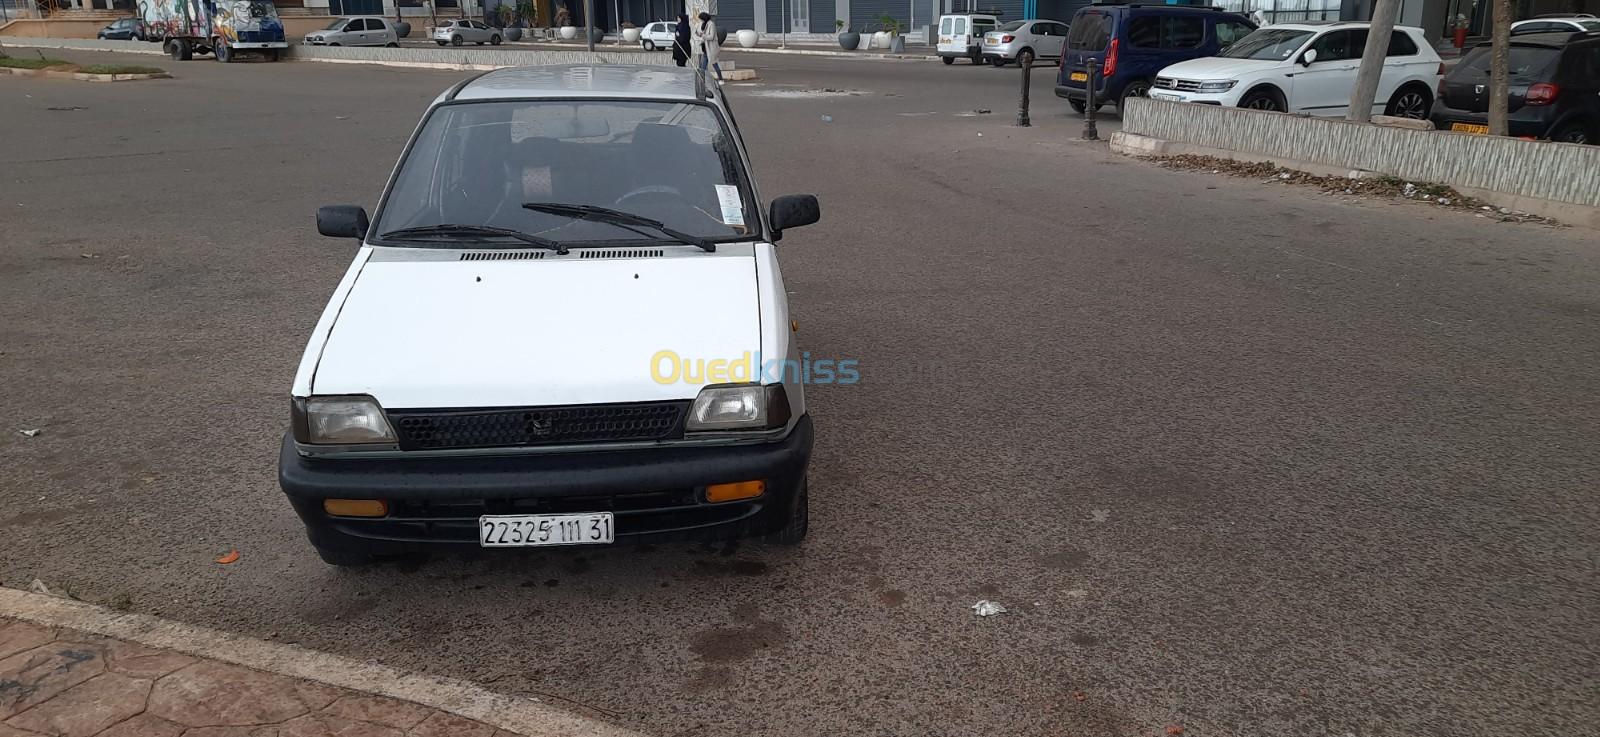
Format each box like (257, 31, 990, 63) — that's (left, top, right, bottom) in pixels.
(1239, 86, 1286, 112)
(385, 41, 398, 47)
(642, 39, 656, 50)
(761, 478, 809, 546)
(214, 40, 232, 62)
(490, 34, 501, 45)
(1385, 85, 1432, 119)
(941, 55, 954, 65)
(1117, 78, 1150, 116)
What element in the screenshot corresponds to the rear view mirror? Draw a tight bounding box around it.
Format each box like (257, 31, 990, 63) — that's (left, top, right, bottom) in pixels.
(317, 205, 370, 240)
(1301, 48, 1318, 65)
(769, 195, 820, 242)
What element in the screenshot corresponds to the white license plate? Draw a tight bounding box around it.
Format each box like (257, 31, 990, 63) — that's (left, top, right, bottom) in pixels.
(478, 513, 614, 547)
(1152, 92, 1182, 101)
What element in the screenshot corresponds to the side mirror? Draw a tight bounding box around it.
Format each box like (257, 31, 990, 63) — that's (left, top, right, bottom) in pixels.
(768, 195, 820, 242)
(317, 205, 370, 239)
(1300, 48, 1318, 65)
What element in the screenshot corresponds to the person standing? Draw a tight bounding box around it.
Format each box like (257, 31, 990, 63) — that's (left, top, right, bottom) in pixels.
(694, 11, 723, 81)
(672, 13, 691, 67)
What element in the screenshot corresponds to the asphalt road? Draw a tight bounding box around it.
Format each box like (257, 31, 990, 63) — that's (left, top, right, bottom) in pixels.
(1, 51, 1595, 737)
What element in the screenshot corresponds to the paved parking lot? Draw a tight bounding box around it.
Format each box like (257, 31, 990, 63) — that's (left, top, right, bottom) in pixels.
(1, 50, 1596, 737)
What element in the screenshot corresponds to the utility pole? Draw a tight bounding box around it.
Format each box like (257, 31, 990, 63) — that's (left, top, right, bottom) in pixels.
(1346, 0, 1401, 123)
(584, 0, 594, 50)
(1488, 0, 1511, 135)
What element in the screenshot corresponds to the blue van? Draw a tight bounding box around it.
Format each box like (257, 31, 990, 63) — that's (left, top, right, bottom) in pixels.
(1055, 4, 1257, 114)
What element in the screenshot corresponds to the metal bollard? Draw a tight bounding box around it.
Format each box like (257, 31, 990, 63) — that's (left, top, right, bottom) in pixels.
(1082, 58, 1099, 141)
(1016, 57, 1032, 127)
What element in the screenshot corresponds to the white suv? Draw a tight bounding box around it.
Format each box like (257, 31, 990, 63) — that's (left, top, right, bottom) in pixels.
(1151, 22, 1443, 119)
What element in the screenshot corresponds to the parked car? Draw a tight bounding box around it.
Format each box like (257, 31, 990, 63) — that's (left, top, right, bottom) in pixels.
(1152, 23, 1443, 119)
(1511, 14, 1600, 35)
(303, 16, 399, 47)
(433, 19, 502, 46)
(937, 13, 1001, 64)
(1055, 4, 1257, 114)
(97, 17, 143, 41)
(638, 20, 676, 50)
(981, 19, 1069, 67)
(1430, 31, 1600, 144)
(281, 64, 822, 566)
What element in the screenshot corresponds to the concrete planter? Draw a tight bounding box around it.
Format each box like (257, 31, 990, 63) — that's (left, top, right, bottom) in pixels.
(504, 26, 522, 41)
(559, 25, 577, 38)
(622, 27, 641, 42)
(837, 31, 860, 50)
(736, 29, 758, 47)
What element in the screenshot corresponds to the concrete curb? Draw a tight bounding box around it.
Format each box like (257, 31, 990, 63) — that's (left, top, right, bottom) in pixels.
(0, 586, 645, 737)
(0, 65, 169, 81)
(1108, 130, 1598, 229)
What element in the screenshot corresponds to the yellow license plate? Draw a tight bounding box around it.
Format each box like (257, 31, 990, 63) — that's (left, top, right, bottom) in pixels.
(985, 37, 996, 44)
(1070, 71, 1087, 82)
(1451, 122, 1489, 135)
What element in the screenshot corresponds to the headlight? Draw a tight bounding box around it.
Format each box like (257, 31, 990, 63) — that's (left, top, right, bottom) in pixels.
(1197, 80, 1237, 92)
(292, 396, 397, 444)
(685, 385, 791, 432)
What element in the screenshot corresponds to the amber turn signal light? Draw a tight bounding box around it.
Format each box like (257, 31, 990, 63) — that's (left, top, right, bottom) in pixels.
(323, 499, 388, 517)
(706, 480, 765, 503)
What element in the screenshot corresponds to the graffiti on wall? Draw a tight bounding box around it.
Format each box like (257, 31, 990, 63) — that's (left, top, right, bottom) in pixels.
(138, 0, 281, 41)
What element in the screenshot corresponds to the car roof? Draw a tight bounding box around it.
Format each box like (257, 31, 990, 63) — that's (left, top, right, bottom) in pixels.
(1481, 30, 1593, 47)
(1267, 20, 1409, 30)
(450, 65, 704, 103)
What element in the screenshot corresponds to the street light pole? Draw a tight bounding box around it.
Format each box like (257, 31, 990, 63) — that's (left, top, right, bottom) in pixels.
(584, 0, 594, 50)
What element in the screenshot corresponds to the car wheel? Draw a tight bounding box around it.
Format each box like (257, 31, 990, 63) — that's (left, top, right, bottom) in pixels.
(942, 55, 954, 65)
(214, 41, 232, 62)
(386, 41, 398, 47)
(452, 34, 464, 46)
(761, 478, 809, 546)
(1069, 98, 1087, 114)
(1385, 85, 1431, 119)
(328, 42, 340, 46)
(1116, 79, 1151, 116)
(990, 57, 1007, 67)
(166, 38, 190, 61)
(490, 34, 501, 45)
(1549, 119, 1595, 145)
(1239, 87, 1286, 112)
(436, 40, 447, 46)
(97, 33, 106, 39)
(1017, 48, 1034, 67)
(642, 39, 656, 50)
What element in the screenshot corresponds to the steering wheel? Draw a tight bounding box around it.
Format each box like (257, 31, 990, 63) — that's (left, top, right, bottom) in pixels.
(614, 184, 687, 209)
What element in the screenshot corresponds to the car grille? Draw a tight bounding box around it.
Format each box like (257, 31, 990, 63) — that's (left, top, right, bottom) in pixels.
(387, 401, 690, 451)
(1153, 77, 1202, 92)
(235, 30, 280, 42)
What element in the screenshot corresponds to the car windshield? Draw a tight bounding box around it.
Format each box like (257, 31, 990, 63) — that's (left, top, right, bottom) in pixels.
(372, 99, 756, 246)
(1459, 46, 1559, 79)
(998, 21, 1026, 32)
(323, 18, 348, 29)
(1220, 28, 1314, 59)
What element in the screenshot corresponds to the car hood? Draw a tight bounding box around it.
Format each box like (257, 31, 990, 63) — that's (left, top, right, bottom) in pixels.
(1159, 57, 1286, 80)
(311, 248, 762, 409)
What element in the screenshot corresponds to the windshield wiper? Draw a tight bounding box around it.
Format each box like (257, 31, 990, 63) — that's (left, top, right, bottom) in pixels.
(379, 224, 568, 254)
(521, 202, 717, 252)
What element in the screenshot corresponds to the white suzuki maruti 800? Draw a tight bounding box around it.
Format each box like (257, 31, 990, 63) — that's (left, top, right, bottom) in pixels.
(280, 65, 821, 566)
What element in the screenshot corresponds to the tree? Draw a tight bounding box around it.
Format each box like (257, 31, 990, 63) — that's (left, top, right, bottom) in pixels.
(1488, 0, 1512, 135)
(1346, 0, 1402, 123)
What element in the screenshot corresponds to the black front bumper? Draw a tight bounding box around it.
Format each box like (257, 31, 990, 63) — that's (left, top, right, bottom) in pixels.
(278, 415, 813, 556)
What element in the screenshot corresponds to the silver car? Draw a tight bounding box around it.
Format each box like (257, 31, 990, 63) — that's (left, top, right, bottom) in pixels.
(304, 17, 399, 47)
(433, 19, 502, 46)
(980, 19, 1068, 67)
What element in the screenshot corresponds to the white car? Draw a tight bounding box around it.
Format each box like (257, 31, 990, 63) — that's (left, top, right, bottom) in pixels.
(1151, 22, 1443, 119)
(432, 19, 502, 46)
(638, 20, 678, 51)
(304, 16, 399, 47)
(937, 13, 1000, 64)
(281, 65, 821, 566)
(980, 19, 1069, 67)
(1511, 15, 1600, 34)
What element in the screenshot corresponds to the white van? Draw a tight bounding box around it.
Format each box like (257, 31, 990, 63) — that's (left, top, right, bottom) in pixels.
(937, 13, 1000, 64)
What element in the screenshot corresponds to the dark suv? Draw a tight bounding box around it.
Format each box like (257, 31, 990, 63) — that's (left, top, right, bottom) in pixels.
(1430, 31, 1600, 144)
(1055, 4, 1256, 115)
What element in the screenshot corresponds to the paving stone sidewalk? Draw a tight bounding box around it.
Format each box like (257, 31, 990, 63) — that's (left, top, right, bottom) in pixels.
(0, 617, 515, 737)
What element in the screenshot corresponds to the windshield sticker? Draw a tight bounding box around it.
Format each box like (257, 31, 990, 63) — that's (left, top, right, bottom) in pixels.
(715, 185, 746, 226)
